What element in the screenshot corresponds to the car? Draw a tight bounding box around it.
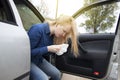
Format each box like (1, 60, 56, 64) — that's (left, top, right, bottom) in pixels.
(0, 0, 119, 80)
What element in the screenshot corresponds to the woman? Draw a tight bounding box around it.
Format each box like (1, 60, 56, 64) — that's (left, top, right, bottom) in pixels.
(28, 14, 79, 80)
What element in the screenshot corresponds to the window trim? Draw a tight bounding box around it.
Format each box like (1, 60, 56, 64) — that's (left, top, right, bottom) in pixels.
(0, 0, 17, 25)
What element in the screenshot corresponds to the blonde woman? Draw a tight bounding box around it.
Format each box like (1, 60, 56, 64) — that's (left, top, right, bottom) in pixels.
(28, 15, 79, 80)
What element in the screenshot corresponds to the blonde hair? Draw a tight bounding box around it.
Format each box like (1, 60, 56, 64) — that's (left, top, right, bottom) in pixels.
(46, 15, 79, 57)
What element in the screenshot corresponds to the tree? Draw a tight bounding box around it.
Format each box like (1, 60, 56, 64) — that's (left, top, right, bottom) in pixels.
(29, 0, 49, 17)
(36, 0, 49, 17)
(80, 0, 118, 33)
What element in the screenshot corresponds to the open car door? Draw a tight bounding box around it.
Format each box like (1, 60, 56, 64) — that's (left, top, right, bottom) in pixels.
(55, 0, 120, 80)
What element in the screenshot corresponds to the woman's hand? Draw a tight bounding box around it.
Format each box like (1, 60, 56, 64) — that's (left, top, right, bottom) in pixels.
(47, 45, 62, 53)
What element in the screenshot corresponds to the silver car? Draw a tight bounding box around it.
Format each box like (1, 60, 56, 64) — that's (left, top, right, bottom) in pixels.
(0, 0, 120, 80)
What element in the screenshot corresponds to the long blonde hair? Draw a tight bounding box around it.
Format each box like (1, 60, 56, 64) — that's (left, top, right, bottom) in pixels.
(46, 15, 79, 57)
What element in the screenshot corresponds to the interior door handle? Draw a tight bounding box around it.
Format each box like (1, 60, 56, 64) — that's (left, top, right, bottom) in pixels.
(78, 41, 87, 54)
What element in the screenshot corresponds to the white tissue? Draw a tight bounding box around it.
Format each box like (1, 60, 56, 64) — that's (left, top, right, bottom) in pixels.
(56, 44, 69, 56)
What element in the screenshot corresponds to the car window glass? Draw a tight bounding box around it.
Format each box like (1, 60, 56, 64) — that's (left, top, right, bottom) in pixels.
(0, 0, 15, 23)
(76, 2, 120, 34)
(14, 0, 42, 31)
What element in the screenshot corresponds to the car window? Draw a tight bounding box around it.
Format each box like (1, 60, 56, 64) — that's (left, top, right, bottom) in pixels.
(0, 0, 15, 24)
(14, 0, 42, 31)
(76, 2, 120, 34)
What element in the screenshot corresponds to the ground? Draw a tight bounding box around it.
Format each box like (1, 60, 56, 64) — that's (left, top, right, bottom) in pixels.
(61, 73, 91, 80)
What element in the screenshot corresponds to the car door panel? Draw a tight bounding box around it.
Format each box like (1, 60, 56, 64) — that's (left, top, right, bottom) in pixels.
(55, 34, 115, 79)
(0, 22, 30, 80)
(78, 34, 114, 60)
(0, 0, 30, 79)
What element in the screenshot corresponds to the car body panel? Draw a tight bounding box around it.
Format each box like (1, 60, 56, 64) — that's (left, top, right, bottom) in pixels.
(0, 22, 30, 80)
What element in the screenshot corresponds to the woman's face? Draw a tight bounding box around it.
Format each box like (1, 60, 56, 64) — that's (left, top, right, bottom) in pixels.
(54, 24, 71, 38)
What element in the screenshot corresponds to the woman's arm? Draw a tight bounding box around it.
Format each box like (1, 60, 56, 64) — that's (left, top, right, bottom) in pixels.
(28, 25, 48, 56)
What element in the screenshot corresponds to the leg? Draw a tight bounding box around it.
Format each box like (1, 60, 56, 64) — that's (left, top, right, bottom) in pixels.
(30, 63, 48, 80)
(38, 58, 62, 80)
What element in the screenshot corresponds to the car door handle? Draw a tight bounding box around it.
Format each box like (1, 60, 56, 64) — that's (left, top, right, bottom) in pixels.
(78, 41, 87, 54)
